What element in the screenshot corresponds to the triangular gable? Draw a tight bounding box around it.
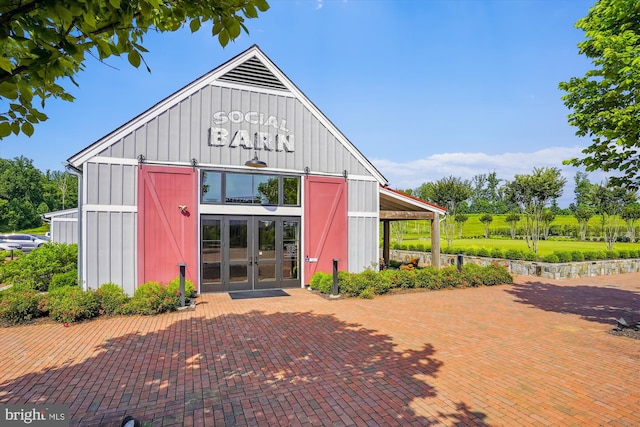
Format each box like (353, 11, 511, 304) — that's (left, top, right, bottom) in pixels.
(67, 45, 387, 184)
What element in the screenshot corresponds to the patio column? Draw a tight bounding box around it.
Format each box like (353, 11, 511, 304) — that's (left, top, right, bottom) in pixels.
(382, 220, 390, 267)
(431, 213, 440, 268)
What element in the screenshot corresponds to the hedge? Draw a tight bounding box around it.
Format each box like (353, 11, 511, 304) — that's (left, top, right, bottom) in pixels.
(310, 263, 513, 298)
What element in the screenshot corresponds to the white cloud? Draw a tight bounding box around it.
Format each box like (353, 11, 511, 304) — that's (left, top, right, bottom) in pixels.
(315, 0, 323, 10)
(370, 146, 611, 207)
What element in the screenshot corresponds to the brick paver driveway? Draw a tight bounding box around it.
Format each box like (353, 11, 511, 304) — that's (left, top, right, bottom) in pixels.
(1, 273, 638, 426)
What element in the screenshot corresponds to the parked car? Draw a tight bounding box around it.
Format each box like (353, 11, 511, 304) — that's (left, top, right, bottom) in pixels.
(0, 234, 48, 253)
(0, 242, 22, 252)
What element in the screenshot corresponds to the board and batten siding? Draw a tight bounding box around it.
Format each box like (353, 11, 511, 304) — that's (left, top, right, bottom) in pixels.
(46, 210, 78, 245)
(348, 178, 379, 273)
(83, 161, 137, 294)
(96, 85, 370, 177)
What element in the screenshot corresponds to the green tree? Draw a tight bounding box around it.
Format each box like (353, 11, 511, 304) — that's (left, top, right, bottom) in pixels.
(454, 213, 468, 239)
(621, 203, 640, 242)
(574, 205, 595, 241)
(417, 176, 472, 246)
(589, 182, 636, 249)
(569, 171, 593, 212)
(540, 209, 556, 240)
(504, 167, 566, 253)
(0, 0, 269, 138)
(505, 212, 521, 239)
(479, 214, 493, 238)
(559, 0, 640, 190)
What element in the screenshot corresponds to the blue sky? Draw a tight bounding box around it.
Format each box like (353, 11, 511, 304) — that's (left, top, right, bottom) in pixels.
(0, 0, 601, 206)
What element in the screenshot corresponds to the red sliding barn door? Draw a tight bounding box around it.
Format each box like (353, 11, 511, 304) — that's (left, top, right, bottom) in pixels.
(304, 176, 348, 280)
(138, 165, 197, 287)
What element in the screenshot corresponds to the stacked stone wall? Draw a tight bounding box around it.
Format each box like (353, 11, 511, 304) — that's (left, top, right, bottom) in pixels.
(387, 250, 640, 279)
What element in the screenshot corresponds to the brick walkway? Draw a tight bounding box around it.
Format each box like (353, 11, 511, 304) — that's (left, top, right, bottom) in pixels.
(0, 273, 638, 426)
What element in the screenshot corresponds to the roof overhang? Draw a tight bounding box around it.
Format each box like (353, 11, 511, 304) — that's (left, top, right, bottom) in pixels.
(379, 186, 446, 220)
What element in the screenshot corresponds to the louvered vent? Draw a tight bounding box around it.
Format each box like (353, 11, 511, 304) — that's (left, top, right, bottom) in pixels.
(218, 57, 288, 90)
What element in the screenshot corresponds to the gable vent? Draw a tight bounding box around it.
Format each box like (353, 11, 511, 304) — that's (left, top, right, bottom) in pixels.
(218, 57, 288, 90)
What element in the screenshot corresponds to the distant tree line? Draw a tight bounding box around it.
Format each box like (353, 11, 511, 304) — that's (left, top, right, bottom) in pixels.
(402, 167, 639, 252)
(0, 156, 78, 231)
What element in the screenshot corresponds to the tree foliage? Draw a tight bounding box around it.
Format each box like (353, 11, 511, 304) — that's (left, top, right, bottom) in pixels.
(479, 213, 493, 238)
(589, 182, 636, 249)
(0, 0, 269, 138)
(0, 156, 76, 230)
(504, 167, 566, 253)
(416, 176, 472, 246)
(559, 0, 640, 189)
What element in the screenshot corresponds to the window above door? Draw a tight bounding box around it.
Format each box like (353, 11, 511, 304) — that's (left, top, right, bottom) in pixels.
(201, 171, 300, 207)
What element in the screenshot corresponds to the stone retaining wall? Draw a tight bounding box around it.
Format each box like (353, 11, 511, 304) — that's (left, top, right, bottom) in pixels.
(388, 249, 640, 279)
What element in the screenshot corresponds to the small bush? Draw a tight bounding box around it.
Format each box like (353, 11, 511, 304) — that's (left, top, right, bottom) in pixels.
(309, 272, 333, 294)
(617, 249, 629, 259)
(122, 282, 178, 315)
(95, 283, 129, 315)
(388, 260, 402, 269)
(542, 253, 559, 263)
(504, 249, 524, 260)
(571, 251, 585, 262)
(389, 269, 416, 289)
(1, 243, 77, 291)
(44, 286, 100, 323)
(583, 251, 598, 261)
(414, 267, 442, 289)
(490, 248, 504, 259)
(440, 266, 466, 288)
(555, 251, 572, 263)
(476, 247, 491, 257)
(167, 277, 196, 299)
(359, 287, 375, 299)
(0, 283, 43, 324)
(49, 269, 78, 291)
(523, 251, 538, 261)
(628, 249, 639, 258)
(605, 250, 619, 259)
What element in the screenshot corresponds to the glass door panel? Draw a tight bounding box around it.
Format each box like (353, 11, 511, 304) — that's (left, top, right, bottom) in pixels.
(256, 219, 277, 289)
(228, 218, 251, 291)
(282, 220, 300, 282)
(201, 219, 222, 292)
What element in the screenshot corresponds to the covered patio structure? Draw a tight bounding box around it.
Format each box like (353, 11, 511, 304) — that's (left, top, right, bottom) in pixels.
(379, 186, 447, 268)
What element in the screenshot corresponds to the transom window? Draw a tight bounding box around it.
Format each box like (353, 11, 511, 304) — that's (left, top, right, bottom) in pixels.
(201, 171, 300, 206)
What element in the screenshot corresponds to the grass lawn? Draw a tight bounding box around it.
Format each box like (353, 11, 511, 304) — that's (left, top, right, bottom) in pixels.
(423, 238, 640, 257)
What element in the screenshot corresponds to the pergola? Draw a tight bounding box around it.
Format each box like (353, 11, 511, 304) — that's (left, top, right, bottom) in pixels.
(379, 186, 447, 268)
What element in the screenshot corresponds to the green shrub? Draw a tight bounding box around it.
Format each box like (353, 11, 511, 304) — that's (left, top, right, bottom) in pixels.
(504, 249, 524, 260)
(523, 251, 538, 261)
(571, 251, 585, 262)
(1, 243, 77, 291)
(49, 269, 78, 291)
(555, 251, 572, 263)
(542, 253, 560, 263)
(388, 260, 402, 269)
(490, 248, 504, 259)
(44, 286, 100, 323)
(0, 283, 44, 324)
(629, 249, 639, 258)
(359, 287, 375, 299)
(308, 272, 333, 294)
(476, 247, 491, 257)
(440, 266, 466, 288)
(122, 282, 178, 315)
(167, 277, 196, 298)
(461, 264, 485, 287)
(414, 267, 442, 289)
(341, 270, 372, 297)
(595, 250, 607, 260)
(583, 251, 598, 261)
(605, 250, 619, 259)
(95, 283, 130, 315)
(388, 269, 416, 289)
(617, 249, 629, 259)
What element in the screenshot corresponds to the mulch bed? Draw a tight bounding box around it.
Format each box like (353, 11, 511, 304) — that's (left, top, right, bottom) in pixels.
(609, 326, 640, 340)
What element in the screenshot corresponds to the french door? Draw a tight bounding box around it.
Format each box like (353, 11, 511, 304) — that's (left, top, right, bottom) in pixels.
(201, 216, 300, 292)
